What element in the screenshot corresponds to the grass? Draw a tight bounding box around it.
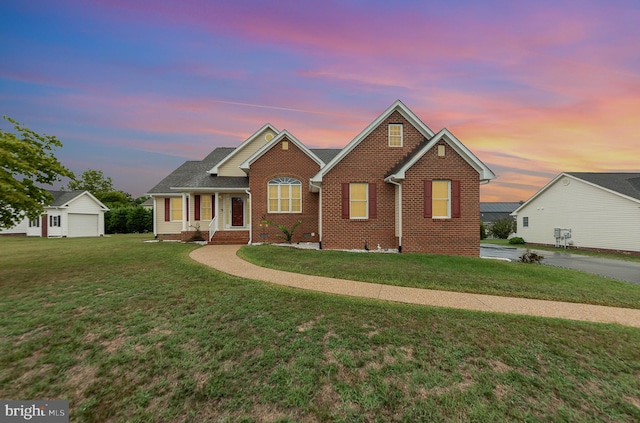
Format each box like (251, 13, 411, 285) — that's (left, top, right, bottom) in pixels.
(238, 245, 640, 309)
(0, 235, 639, 422)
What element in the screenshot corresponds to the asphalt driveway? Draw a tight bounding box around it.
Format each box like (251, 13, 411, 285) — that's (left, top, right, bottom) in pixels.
(480, 244, 640, 284)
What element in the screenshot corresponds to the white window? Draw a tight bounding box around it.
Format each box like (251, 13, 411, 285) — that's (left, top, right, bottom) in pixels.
(171, 197, 183, 221)
(49, 215, 61, 227)
(388, 124, 403, 147)
(350, 183, 368, 219)
(523, 217, 529, 227)
(29, 219, 40, 228)
(432, 180, 451, 218)
(201, 196, 212, 220)
(268, 177, 302, 213)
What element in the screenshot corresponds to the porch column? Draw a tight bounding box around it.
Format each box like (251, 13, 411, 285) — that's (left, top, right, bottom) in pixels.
(181, 193, 188, 232)
(215, 193, 220, 231)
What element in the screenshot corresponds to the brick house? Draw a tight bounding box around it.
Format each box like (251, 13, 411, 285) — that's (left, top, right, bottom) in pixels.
(147, 100, 495, 256)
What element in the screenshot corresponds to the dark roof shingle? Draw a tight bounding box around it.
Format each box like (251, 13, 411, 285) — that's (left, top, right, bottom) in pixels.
(567, 172, 640, 201)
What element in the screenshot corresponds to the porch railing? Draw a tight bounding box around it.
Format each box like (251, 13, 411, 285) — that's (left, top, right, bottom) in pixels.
(208, 216, 218, 242)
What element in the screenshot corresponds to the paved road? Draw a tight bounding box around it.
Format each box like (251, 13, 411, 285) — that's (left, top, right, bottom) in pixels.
(480, 244, 640, 284)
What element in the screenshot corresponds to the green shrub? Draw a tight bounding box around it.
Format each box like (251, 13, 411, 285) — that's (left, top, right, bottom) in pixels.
(490, 218, 515, 239)
(480, 222, 487, 240)
(106, 206, 152, 234)
(509, 237, 526, 245)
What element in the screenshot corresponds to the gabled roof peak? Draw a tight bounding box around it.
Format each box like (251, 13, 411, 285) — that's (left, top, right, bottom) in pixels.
(208, 123, 279, 175)
(312, 100, 437, 183)
(239, 130, 325, 172)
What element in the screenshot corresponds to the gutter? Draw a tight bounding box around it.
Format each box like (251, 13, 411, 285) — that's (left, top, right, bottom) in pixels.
(245, 189, 252, 244)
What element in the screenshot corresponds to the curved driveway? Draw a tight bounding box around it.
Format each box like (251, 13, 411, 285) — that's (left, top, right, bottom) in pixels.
(190, 245, 640, 328)
(481, 244, 640, 284)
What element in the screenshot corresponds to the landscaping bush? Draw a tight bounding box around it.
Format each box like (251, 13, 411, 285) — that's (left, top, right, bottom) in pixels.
(106, 206, 152, 234)
(490, 218, 515, 239)
(480, 222, 487, 240)
(509, 237, 526, 245)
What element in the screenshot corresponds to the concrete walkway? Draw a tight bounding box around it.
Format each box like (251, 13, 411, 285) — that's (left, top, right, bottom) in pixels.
(189, 245, 640, 328)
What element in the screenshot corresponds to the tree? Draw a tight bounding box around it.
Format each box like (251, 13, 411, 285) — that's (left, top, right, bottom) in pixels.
(66, 169, 113, 196)
(489, 218, 515, 239)
(100, 191, 134, 209)
(0, 117, 75, 229)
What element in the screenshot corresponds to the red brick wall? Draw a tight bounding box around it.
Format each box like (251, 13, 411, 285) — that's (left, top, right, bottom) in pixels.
(321, 111, 481, 256)
(249, 137, 321, 243)
(322, 111, 425, 251)
(402, 141, 480, 256)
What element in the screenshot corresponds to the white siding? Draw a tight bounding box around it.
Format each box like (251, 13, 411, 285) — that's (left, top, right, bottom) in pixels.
(0, 218, 28, 235)
(66, 194, 104, 214)
(516, 177, 640, 252)
(155, 196, 183, 234)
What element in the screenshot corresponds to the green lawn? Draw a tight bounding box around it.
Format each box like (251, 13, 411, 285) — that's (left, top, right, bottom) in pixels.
(238, 245, 640, 309)
(1, 235, 639, 422)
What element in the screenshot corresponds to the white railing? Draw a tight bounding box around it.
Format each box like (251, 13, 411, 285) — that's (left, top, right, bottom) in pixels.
(208, 216, 218, 242)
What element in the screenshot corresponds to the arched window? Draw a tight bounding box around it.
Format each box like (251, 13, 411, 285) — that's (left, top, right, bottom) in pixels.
(268, 177, 302, 213)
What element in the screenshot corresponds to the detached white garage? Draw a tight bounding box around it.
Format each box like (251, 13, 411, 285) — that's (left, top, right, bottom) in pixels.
(1, 190, 109, 238)
(42, 191, 109, 238)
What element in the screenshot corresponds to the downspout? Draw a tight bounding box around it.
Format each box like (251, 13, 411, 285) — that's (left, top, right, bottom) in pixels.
(310, 181, 322, 249)
(245, 189, 252, 244)
(386, 177, 402, 253)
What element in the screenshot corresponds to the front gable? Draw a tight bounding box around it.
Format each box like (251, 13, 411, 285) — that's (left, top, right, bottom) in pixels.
(312, 100, 435, 184)
(240, 130, 325, 173)
(386, 128, 495, 184)
(51, 191, 109, 212)
(209, 124, 279, 177)
(246, 131, 325, 245)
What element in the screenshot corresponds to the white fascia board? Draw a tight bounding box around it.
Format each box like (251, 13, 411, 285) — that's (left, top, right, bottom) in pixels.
(239, 130, 325, 172)
(510, 172, 567, 215)
(169, 187, 248, 192)
(387, 128, 496, 183)
(207, 123, 279, 174)
(148, 192, 179, 197)
(74, 191, 110, 211)
(312, 100, 436, 183)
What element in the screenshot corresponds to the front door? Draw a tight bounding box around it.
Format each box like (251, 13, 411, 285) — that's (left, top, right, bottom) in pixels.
(231, 197, 244, 227)
(41, 215, 48, 237)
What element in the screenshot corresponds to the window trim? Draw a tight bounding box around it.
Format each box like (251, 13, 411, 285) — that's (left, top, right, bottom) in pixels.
(388, 124, 403, 147)
(349, 182, 369, 219)
(424, 180, 460, 219)
(199, 195, 212, 221)
(268, 177, 302, 214)
(49, 215, 61, 227)
(431, 180, 451, 219)
(523, 217, 529, 228)
(170, 197, 183, 222)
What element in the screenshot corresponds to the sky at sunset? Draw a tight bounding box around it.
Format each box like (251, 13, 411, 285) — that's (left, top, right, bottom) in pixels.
(2, 0, 638, 201)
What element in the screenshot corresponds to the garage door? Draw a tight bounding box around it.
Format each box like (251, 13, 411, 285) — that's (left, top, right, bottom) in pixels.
(68, 213, 99, 237)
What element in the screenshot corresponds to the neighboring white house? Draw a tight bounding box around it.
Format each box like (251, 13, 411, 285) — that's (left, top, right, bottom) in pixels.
(512, 172, 640, 253)
(0, 190, 109, 238)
